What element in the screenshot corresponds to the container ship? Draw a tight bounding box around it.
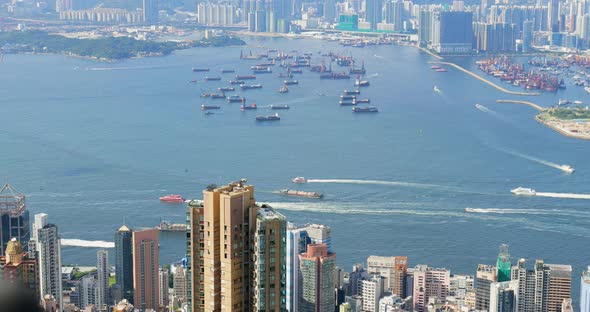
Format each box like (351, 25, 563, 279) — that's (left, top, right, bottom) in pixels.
(352, 106, 378, 113)
(271, 105, 290, 109)
(236, 75, 257, 80)
(201, 104, 221, 110)
(256, 113, 280, 121)
(227, 95, 246, 103)
(241, 84, 263, 90)
(159, 194, 185, 203)
(192, 68, 209, 72)
(240, 103, 257, 111)
(279, 189, 323, 199)
(205, 77, 222, 81)
(156, 220, 187, 232)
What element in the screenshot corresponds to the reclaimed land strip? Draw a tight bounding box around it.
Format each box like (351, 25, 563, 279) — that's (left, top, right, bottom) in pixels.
(429, 61, 539, 96)
(495, 100, 544, 111)
(496, 100, 590, 140)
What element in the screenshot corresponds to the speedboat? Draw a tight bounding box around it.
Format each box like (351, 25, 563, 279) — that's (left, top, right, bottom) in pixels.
(292, 177, 307, 183)
(434, 85, 440, 93)
(159, 194, 185, 203)
(559, 165, 575, 174)
(510, 187, 536, 196)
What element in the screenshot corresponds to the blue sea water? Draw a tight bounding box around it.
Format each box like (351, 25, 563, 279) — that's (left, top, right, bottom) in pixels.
(1, 36, 589, 300)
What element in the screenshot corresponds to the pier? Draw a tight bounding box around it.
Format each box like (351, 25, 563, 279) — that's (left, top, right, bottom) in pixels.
(495, 100, 544, 111)
(429, 61, 539, 96)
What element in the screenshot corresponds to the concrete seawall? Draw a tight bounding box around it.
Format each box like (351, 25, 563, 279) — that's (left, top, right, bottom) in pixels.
(429, 61, 540, 96)
(495, 100, 544, 111)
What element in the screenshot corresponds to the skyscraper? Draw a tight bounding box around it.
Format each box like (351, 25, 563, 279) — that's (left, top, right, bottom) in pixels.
(252, 205, 287, 311)
(159, 267, 169, 309)
(0, 238, 39, 299)
(35, 213, 63, 311)
(412, 265, 450, 312)
(0, 183, 30, 257)
(115, 225, 134, 304)
(432, 11, 474, 53)
(359, 275, 384, 312)
(497, 244, 511, 282)
(172, 264, 188, 307)
(489, 280, 517, 312)
(365, 0, 383, 30)
(132, 228, 160, 311)
(185, 199, 203, 312)
(548, 0, 560, 32)
(79, 274, 98, 309)
(512, 258, 572, 312)
(96, 250, 109, 308)
(581, 266, 590, 312)
(286, 224, 309, 312)
(366, 256, 407, 297)
(299, 243, 336, 312)
(142, 0, 158, 24)
(305, 224, 332, 252)
(475, 264, 496, 311)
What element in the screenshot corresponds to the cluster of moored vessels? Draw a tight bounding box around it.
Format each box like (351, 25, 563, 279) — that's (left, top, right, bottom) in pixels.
(192, 48, 379, 121)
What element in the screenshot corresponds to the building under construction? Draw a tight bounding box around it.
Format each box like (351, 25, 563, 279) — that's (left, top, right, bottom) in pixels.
(0, 183, 30, 256)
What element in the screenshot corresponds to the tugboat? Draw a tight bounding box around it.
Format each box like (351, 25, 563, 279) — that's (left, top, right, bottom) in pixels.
(270, 104, 290, 109)
(256, 113, 281, 121)
(279, 85, 289, 93)
(352, 106, 378, 113)
(201, 104, 221, 110)
(240, 103, 257, 111)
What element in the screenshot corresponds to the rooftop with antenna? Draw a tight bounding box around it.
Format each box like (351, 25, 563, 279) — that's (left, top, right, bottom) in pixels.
(0, 183, 26, 216)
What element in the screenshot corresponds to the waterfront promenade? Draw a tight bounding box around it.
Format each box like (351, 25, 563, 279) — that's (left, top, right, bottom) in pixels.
(429, 61, 539, 96)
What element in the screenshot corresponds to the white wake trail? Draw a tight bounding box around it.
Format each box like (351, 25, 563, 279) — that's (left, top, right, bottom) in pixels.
(535, 192, 590, 200)
(306, 179, 450, 190)
(497, 148, 573, 174)
(464, 207, 590, 216)
(61, 239, 114, 248)
(475, 104, 496, 114)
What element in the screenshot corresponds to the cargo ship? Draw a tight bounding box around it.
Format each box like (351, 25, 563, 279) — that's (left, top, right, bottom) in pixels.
(201, 104, 221, 110)
(240, 103, 257, 111)
(339, 100, 355, 106)
(192, 68, 209, 72)
(210, 93, 226, 99)
(256, 113, 280, 121)
(156, 220, 187, 232)
(290, 69, 303, 74)
(343, 89, 360, 95)
(227, 95, 246, 103)
(279, 189, 323, 199)
(320, 72, 350, 79)
(230, 80, 245, 85)
(271, 105, 289, 109)
(340, 95, 356, 101)
(159, 194, 185, 203)
(284, 80, 299, 85)
(353, 99, 370, 104)
(236, 75, 257, 80)
(241, 84, 263, 90)
(352, 106, 378, 113)
(355, 79, 370, 87)
(205, 77, 222, 81)
(221, 69, 235, 73)
(218, 87, 235, 92)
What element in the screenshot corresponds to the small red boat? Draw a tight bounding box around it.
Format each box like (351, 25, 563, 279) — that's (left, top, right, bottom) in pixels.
(159, 194, 185, 203)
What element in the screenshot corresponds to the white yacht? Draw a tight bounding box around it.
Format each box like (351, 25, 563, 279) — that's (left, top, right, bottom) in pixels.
(292, 177, 307, 183)
(511, 187, 536, 196)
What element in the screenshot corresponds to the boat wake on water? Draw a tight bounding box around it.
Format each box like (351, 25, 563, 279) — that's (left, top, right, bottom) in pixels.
(496, 147, 574, 174)
(536, 192, 590, 200)
(475, 104, 496, 114)
(61, 239, 115, 248)
(367, 73, 379, 78)
(85, 65, 168, 71)
(464, 207, 590, 217)
(306, 179, 452, 191)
